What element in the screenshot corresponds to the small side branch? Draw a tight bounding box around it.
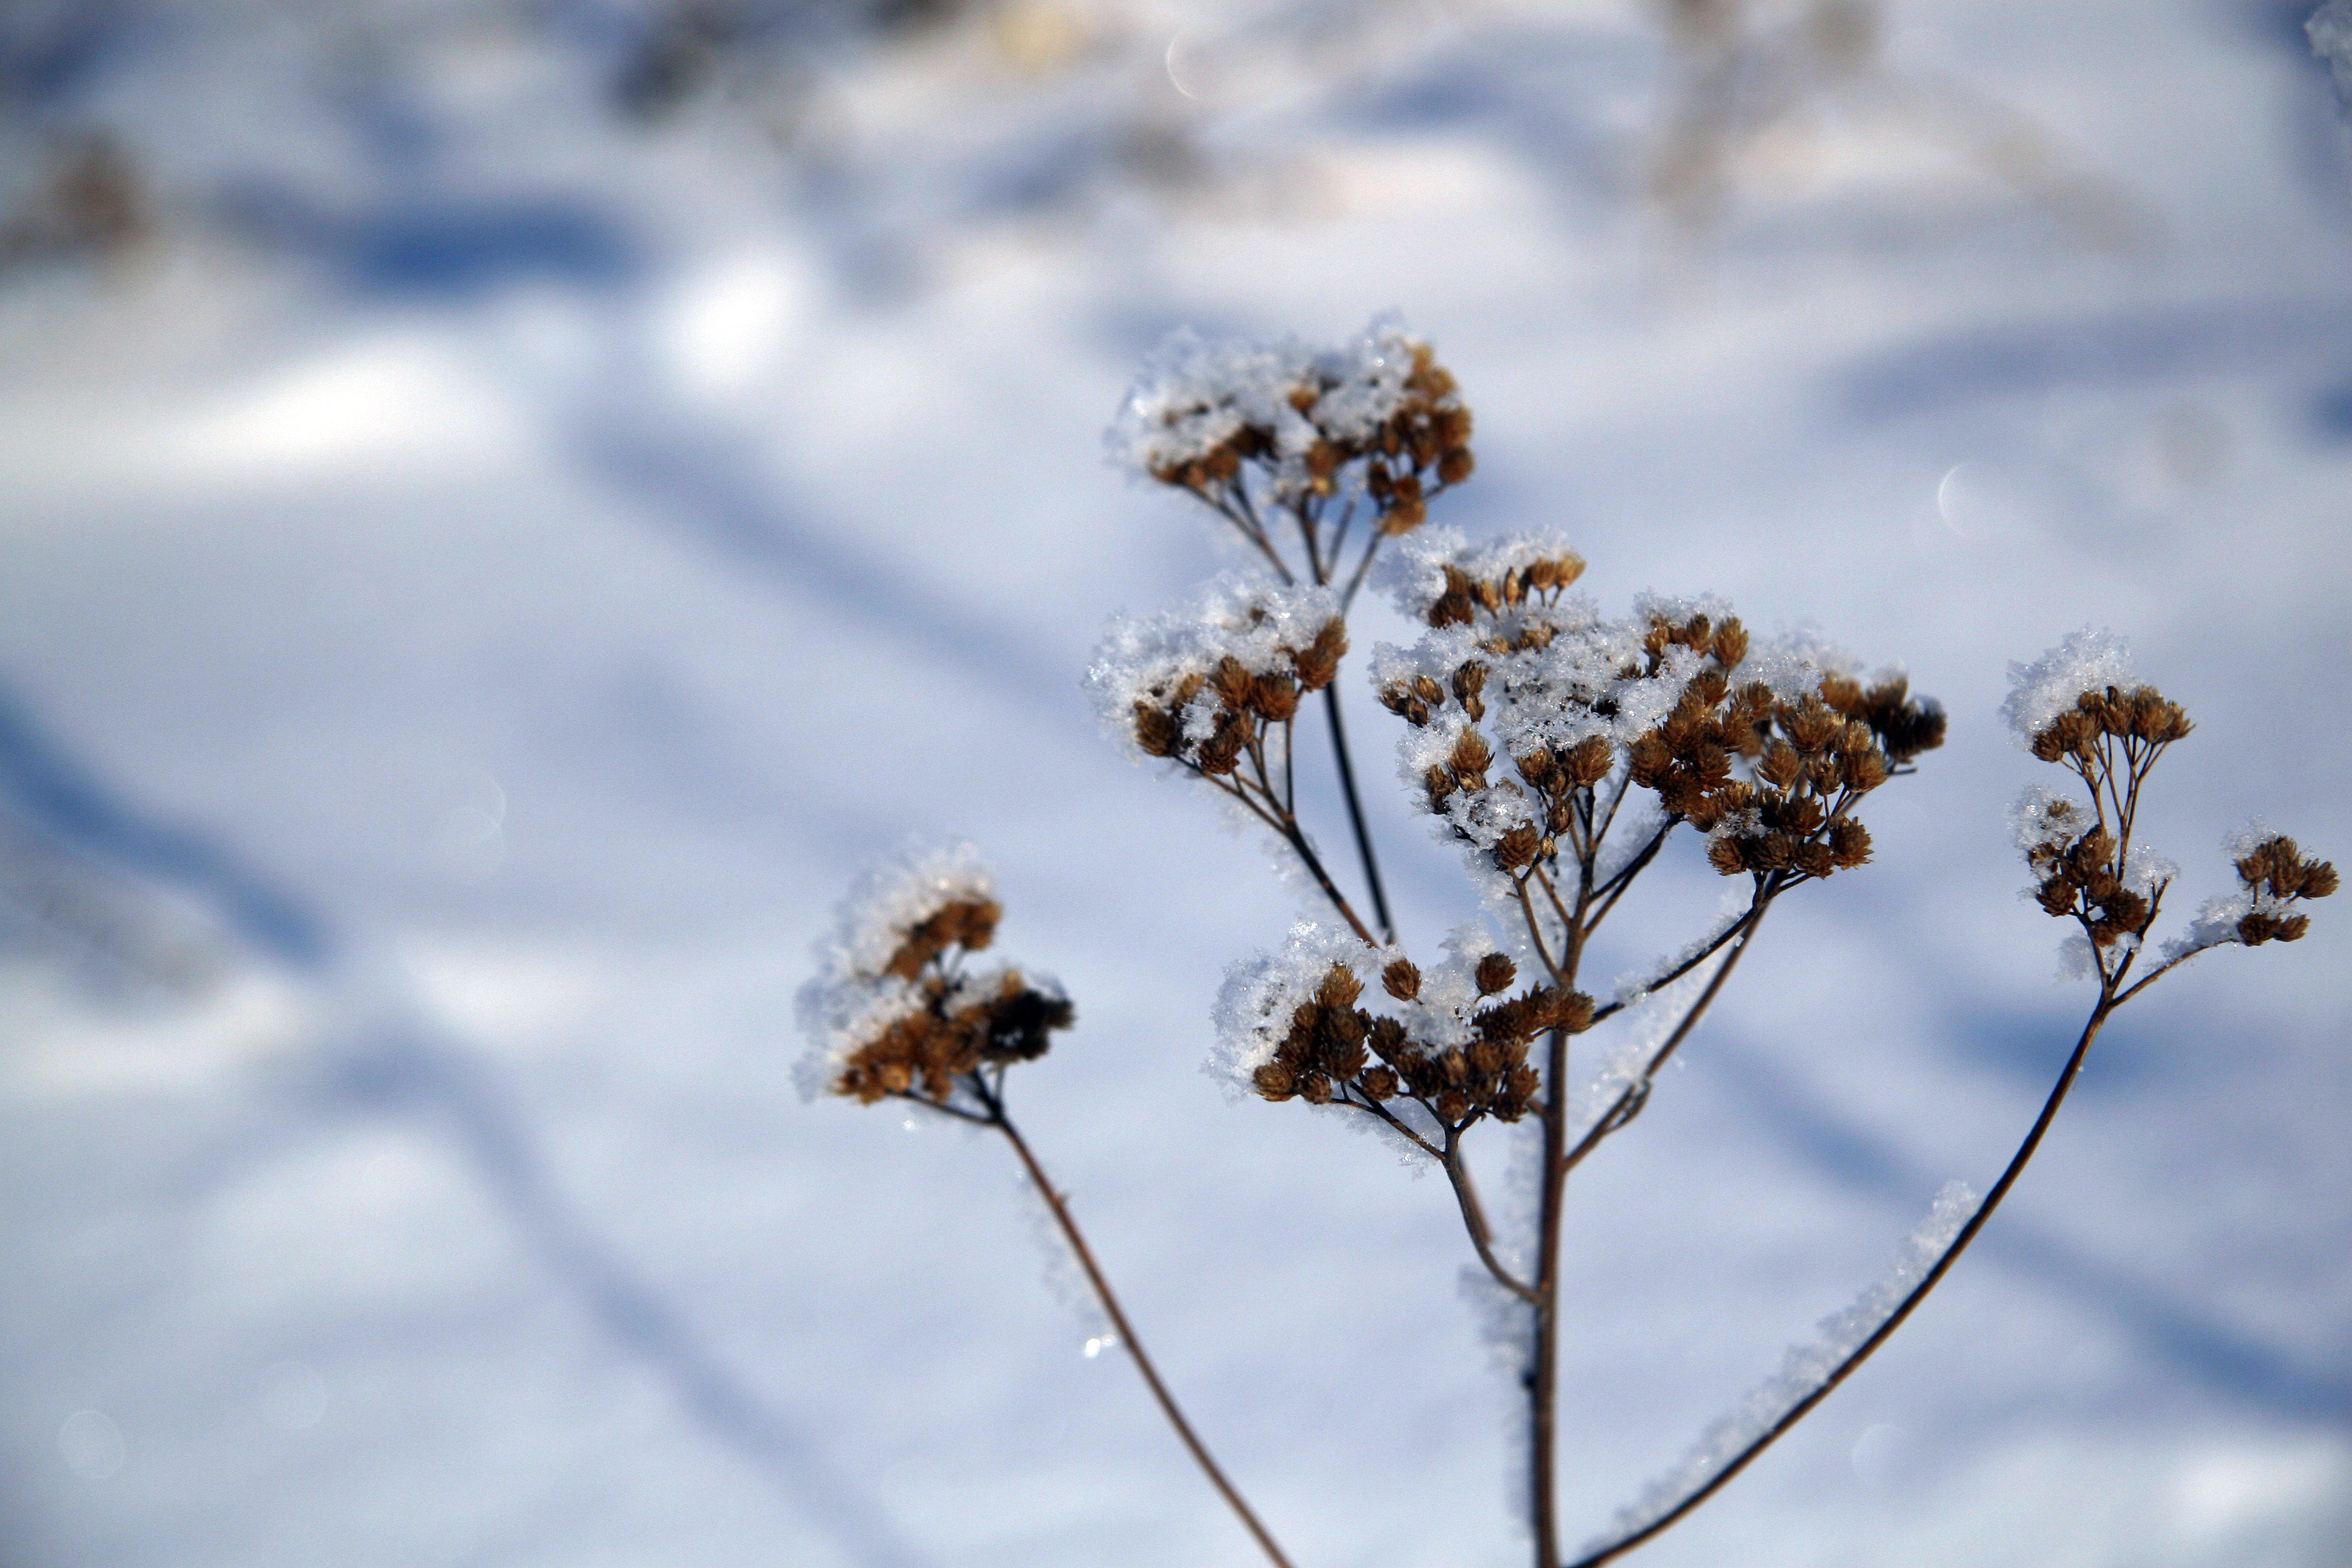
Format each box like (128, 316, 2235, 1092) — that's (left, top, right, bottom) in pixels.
(1565, 997, 2118, 1568)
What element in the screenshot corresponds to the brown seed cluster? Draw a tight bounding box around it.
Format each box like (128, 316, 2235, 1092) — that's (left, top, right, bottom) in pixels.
(1416, 552, 1589, 638)
(2029, 683, 2193, 763)
(832, 896, 1076, 1105)
(1249, 955, 1591, 1127)
(1632, 616, 1938, 881)
(2026, 825, 2153, 949)
(2021, 681, 2200, 952)
(2231, 835, 2337, 946)
(1130, 617, 1349, 777)
(1148, 341, 1473, 532)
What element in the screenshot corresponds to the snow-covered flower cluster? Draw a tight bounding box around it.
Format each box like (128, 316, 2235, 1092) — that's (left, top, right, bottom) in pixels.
(796, 842, 1072, 1105)
(1373, 530, 1941, 898)
(1212, 918, 1591, 1126)
(2006, 634, 2331, 981)
(2158, 823, 2339, 964)
(1087, 575, 1347, 774)
(1999, 628, 2138, 750)
(1108, 315, 1473, 527)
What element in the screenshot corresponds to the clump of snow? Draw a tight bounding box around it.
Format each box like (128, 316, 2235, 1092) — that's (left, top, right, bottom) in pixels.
(1107, 328, 1311, 480)
(793, 840, 996, 1099)
(1085, 575, 1341, 758)
(2314, 1, 2352, 105)
(2008, 782, 2090, 857)
(1591, 1181, 1980, 1551)
(2000, 629, 2135, 747)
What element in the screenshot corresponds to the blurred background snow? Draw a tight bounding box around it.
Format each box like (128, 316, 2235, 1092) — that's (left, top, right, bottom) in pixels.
(1, 1, 2349, 1564)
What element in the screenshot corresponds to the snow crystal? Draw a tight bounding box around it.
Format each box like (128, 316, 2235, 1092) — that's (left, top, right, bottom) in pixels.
(2001, 629, 2135, 747)
(1737, 626, 1863, 702)
(1209, 920, 1398, 1093)
(793, 840, 996, 1099)
(1085, 575, 1342, 759)
(1590, 1181, 1980, 1551)
(2314, 1, 2352, 105)
(1569, 954, 1722, 1144)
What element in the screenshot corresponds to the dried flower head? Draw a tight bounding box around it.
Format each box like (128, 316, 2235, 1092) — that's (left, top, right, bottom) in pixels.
(1088, 576, 1347, 783)
(1109, 315, 1473, 530)
(2008, 636, 2329, 982)
(797, 842, 1073, 1108)
(1374, 534, 1939, 908)
(1216, 922, 1589, 1129)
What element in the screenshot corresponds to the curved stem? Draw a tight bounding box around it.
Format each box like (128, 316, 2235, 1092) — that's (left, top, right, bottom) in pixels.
(972, 1077, 1297, 1568)
(1444, 1127, 1539, 1304)
(1565, 995, 2118, 1568)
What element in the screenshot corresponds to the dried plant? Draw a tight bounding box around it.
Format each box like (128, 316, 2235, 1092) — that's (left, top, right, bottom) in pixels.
(799, 320, 2331, 1567)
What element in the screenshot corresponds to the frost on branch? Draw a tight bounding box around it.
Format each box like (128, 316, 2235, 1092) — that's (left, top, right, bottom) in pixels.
(1212, 918, 1591, 1128)
(1108, 314, 1472, 523)
(795, 841, 1073, 1106)
(1590, 1181, 1980, 1552)
(1087, 576, 1346, 772)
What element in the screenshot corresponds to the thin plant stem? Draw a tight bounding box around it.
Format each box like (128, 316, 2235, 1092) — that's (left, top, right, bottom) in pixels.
(1321, 681, 1398, 942)
(1565, 993, 2120, 1568)
(1527, 863, 1596, 1568)
(1561, 898, 1769, 1177)
(969, 1075, 1298, 1568)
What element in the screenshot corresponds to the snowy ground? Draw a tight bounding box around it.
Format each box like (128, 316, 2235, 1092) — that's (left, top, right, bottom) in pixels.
(3, 2, 2350, 1565)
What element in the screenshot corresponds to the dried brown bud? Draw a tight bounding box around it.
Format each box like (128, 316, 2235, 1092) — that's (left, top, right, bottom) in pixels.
(1253, 671, 1300, 722)
(1437, 447, 1475, 485)
(1707, 836, 1747, 875)
(1827, 818, 1872, 869)
(1382, 957, 1422, 1001)
(1361, 1066, 1400, 1100)
(1493, 824, 1541, 871)
(1565, 734, 1614, 789)
(1317, 964, 1364, 1008)
(1475, 952, 1518, 995)
(1451, 728, 1493, 779)
(1134, 703, 1180, 758)
(1295, 620, 1349, 692)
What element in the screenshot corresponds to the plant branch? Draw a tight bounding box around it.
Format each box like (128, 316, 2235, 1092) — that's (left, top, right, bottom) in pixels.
(1565, 993, 2119, 1568)
(969, 1074, 1297, 1568)
(1560, 897, 1769, 1178)
(1321, 681, 1398, 943)
(1444, 1126, 1539, 1304)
